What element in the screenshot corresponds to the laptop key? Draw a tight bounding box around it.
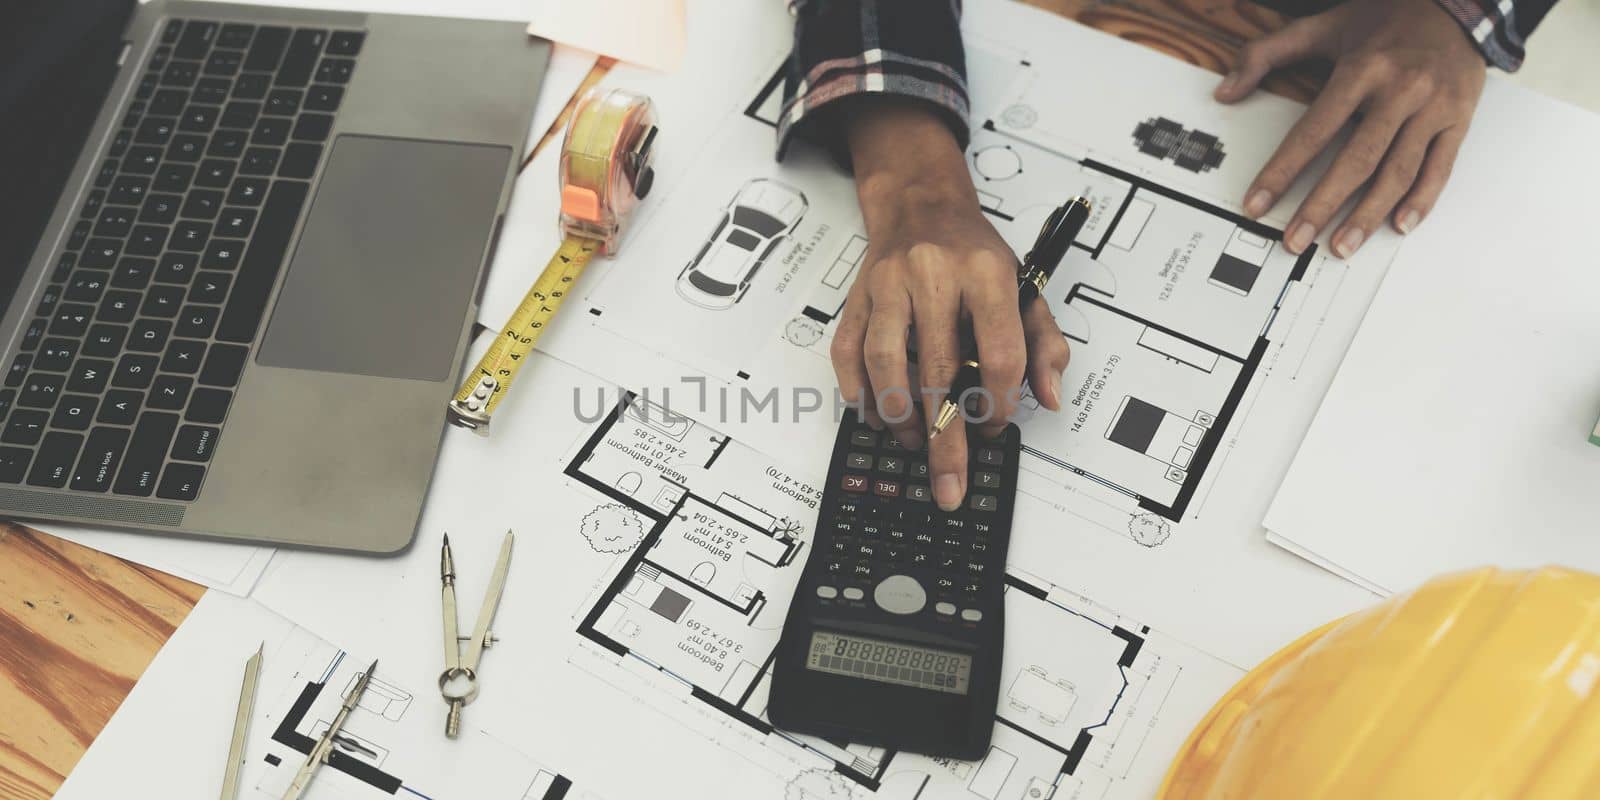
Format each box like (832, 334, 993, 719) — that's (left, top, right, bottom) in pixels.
(6, 355, 31, 388)
(150, 89, 187, 116)
(197, 159, 236, 188)
(161, 20, 183, 44)
(186, 388, 231, 424)
(140, 193, 182, 224)
(66, 272, 109, 303)
(314, 58, 354, 85)
(109, 129, 132, 157)
(19, 318, 47, 351)
(189, 272, 232, 304)
(99, 390, 143, 425)
(82, 239, 120, 268)
(209, 128, 248, 157)
(67, 359, 113, 394)
(233, 73, 270, 100)
(94, 207, 135, 237)
(20, 374, 64, 408)
(204, 50, 243, 76)
(72, 427, 130, 492)
(179, 105, 218, 133)
(129, 320, 171, 353)
(52, 394, 98, 430)
(145, 286, 185, 318)
(81, 190, 105, 218)
(51, 253, 75, 283)
(112, 354, 159, 390)
(147, 46, 172, 71)
(264, 89, 300, 115)
(125, 225, 170, 256)
(157, 253, 198, 284)
(240, 147, 280, 176)
(162, 339, 207, 374)
(193, 78, 232, 105)
(34, 284, 63, 316)
(27, 431, 83, 488)
(199, 343, 248, 386)
(252, 116, 289, 146)
(292, 113, 332, 142)
(50, 304, 93, 336)
(136, 72, 160, 100)
(167, 134, 206, 162)
(172, 425, 218, 462)
(227, 176, 269, 206)
(161, 60, 200, 87)
(97, 291, 139, 324)
(3, 409, 47, 445)
(109, 176, 149, 206)
(215, 207, 256, 237)
(114, 412, 179, 496)
(182, 189, 224, 219)
(85, 324, 128, 358)
(69, 219, 92, 250)
(154, 163, 194, 193)
(326, 31, 364, 56)
(171, 220, 209, 251)
(112, 258, 154, 289)
(218, 180, 307, 342)
(219, 100, 260, 129)
(149, 376, 193, 410)
(218, 24, 256, 50)
(122, 145, 162, 174)
(175, 21, 218, 60)
(277, 29, 327, 87)
(244, 26, 290, 72)
(202, 239, 243, 270)
(157, 462, 206, 501)
(135, 115, 176, 145)
(278, 142, 322, 179)
(35, 339, 78, 372)
(303, 84, 342, 113)
(0, 447, 29, 484)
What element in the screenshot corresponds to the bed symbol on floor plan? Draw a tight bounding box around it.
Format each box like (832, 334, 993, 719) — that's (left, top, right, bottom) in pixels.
(676, 178, 808, 310)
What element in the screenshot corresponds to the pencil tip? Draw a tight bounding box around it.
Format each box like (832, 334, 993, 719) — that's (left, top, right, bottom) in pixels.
(442, 533, 451, 547)
(366, 658, 379, 674)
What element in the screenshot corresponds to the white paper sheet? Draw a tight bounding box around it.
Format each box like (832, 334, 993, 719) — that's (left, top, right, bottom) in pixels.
(478, 0, 1392, 667)
(1262, 77, 1600, 595)
(57, 590, 594, 800)
(250, 345, 1244, 800)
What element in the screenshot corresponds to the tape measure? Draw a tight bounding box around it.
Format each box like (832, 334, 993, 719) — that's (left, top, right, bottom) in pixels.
(448, 88, 658, 433)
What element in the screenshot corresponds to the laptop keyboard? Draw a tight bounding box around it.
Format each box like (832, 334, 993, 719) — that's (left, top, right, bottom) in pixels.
(0, 19, 365, 501)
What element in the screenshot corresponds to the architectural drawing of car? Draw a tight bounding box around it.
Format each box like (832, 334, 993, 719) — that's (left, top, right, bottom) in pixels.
(676, 178, 808, 309)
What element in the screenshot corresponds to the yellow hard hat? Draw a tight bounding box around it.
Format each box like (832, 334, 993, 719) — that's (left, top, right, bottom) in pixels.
(1160, 566, 1600, 799)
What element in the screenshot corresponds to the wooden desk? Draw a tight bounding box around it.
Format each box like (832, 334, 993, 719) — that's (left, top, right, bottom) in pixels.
(0, 3, 1317, 797)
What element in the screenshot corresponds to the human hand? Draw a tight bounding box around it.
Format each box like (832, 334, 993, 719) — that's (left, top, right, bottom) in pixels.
(832, 99, 1071, 511)
(1214, 0, 1487, 258)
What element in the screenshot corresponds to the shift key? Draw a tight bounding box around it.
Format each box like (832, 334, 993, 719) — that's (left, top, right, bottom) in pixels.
(113, 412, 179, 496)
(73, 427, 130, 492)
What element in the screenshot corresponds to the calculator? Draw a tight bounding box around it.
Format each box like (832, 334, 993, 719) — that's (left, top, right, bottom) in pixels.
(769, 415, 1020, 759)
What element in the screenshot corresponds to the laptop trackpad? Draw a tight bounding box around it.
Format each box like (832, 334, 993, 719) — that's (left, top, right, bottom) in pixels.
(257, 135, 509, 382)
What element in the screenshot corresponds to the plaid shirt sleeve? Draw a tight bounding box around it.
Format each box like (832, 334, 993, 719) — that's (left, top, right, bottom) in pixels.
(1432, 0, 1560, 70)
(776, 0, 969, 164)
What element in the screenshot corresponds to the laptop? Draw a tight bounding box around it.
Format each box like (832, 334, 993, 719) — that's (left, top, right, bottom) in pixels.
(0, 0, 549, 553)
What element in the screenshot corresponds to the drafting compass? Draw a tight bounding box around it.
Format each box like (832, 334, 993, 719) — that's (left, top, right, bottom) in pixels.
(439, 531, 515, 738)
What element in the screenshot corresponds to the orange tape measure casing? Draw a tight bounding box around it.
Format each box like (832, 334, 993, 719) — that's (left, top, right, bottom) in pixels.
(559, 88, 659, 255)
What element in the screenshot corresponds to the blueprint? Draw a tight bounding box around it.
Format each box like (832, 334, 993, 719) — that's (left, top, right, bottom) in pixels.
(252, 350, 1241, 799)
(477, 0, 1392, 666)
(55, 591, 591, 800)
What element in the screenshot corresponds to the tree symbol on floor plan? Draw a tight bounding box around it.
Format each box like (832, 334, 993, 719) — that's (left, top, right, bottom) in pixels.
(581, 503, 649, 554)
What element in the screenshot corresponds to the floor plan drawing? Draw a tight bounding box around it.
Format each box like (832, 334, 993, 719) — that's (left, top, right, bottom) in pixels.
(558, 394, 1240, 799)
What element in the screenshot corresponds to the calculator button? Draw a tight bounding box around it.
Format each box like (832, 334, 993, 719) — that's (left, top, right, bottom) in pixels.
(905, 484, 931, 503)
(873, 574, 927, 615)
(841, 474, 868, 493)
(842, 587, 865, 601)
(961, 608, 984, 622)
(816, 586, 839, 600)
(846, 452, 872, 470)
(849, 430, 877, 447)
(935, 602, 957, 616)
(974, 471, 1001, 489)
(909, 461, 928, 478)
(876, 455, 904, 474)
(872, 479, 900, 498)
(976, 447, 1003, 465)
(970, 494, 998, 512)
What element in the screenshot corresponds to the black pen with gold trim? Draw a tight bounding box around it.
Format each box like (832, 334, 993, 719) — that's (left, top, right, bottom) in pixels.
(930, 196, 1091, 438)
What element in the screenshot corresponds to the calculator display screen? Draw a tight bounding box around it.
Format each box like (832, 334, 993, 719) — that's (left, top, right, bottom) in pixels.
(806, 631, 970, 695)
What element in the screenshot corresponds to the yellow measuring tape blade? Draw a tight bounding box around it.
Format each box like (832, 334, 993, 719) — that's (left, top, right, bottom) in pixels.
(448, 236, 599, 431)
